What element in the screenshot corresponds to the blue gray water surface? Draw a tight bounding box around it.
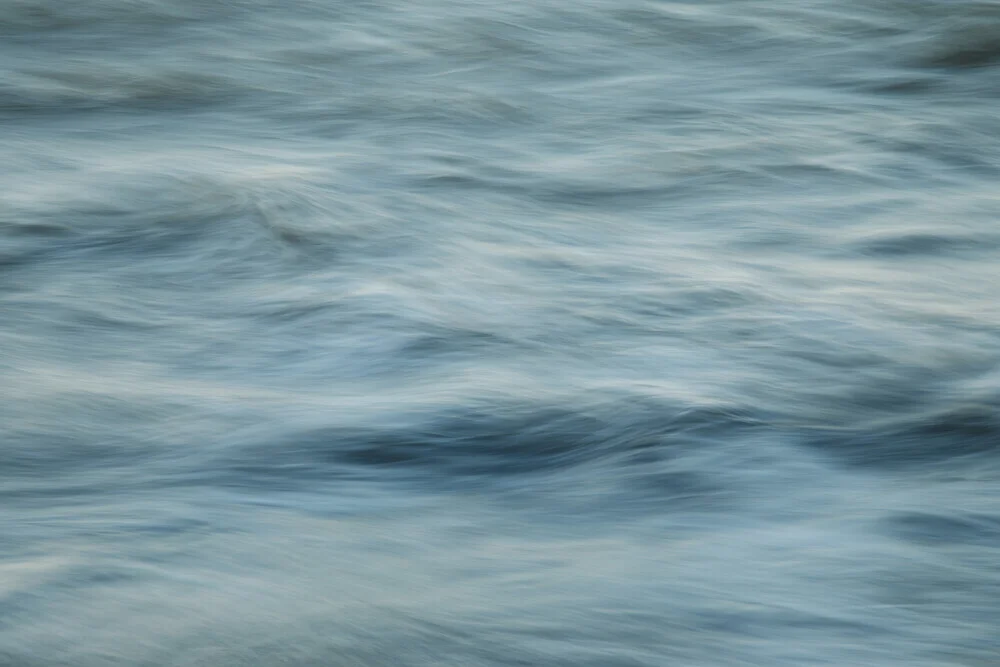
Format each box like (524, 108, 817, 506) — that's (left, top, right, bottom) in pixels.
(3, 1, 1000, 665)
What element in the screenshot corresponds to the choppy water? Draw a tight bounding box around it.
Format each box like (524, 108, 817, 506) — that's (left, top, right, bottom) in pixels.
(4, 0, 1000, 664)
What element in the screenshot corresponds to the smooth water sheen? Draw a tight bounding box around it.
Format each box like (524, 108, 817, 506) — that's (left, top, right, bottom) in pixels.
(3, 1, 1000, 665)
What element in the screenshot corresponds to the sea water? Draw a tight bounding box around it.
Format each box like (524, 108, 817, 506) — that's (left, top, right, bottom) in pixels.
(3, 1, 1000, 665)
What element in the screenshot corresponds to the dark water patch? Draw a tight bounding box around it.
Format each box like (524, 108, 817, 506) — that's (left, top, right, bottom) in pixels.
(808, 401, 1000, 467)
(219, 400, 763, 489)
(914, 30, 1000, 70)
(909, 402, 1000, 440)
(853, 75, 942, 95)
(0, 0, 266, 35)
(0, 219, 71, 238)
(526, 183, 681, 209)
(0, 243, 49, 271)
(395, 327, 516, 358)
(883, 511, 1000, 547)
(243, 408, 612, 479)
(899, 10, 1000, 71)
(850, 231, 1000, 258)
(0, 66, 249, 113)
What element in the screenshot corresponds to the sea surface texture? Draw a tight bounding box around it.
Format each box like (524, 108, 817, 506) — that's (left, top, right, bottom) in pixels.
(3, 1, 1000, 665)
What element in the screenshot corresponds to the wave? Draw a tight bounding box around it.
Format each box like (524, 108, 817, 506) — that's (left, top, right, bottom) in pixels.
(807, 398, 1000, 467)
(0, 65, 244, 112)
(0, 0, 248, 33)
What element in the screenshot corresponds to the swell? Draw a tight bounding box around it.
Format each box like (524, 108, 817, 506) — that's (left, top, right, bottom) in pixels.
(807, 398, 1000, 467)
(0, 167, 357, 275)
(215, 384, 1000, 495)
(0, 66, 247, 113)
(219, 398, 755, 472)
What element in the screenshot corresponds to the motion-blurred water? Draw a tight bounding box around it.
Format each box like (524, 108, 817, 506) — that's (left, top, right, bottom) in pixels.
(3, 1, 1000, 664)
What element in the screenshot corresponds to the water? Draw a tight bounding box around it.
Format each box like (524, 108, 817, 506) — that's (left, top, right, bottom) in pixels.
(3, 0, 1000, 664)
